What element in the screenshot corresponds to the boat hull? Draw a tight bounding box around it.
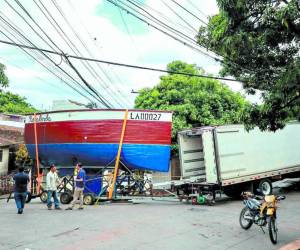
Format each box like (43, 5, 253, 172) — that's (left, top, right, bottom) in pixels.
(24, 109, 172, 172)
(26, 143, 170, 172)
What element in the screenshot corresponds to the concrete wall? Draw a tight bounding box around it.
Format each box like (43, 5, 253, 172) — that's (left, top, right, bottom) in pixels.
(0, 146, 9, 175)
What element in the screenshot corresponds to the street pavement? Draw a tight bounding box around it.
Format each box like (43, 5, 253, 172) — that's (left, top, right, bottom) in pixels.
(0, 190, 299, 250)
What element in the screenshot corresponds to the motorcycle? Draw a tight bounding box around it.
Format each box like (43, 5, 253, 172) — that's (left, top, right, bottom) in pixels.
(239, 191, 285, 244)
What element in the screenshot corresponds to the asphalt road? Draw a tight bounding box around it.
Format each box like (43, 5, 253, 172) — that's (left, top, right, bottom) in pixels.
(0, 190, 299, 250)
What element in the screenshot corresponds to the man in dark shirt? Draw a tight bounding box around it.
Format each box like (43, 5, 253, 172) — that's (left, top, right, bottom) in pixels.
(13, 166, 30, 214)
(66, 162, 86, 210)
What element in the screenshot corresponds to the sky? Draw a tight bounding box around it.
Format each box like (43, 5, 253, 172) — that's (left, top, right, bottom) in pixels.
(0, 0, 254, 110)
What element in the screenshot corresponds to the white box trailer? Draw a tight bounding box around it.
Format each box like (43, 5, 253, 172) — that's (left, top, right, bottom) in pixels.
(178, 122, 300, 198)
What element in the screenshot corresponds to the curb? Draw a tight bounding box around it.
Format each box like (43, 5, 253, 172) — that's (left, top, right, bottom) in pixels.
(278, 238, 300, 250)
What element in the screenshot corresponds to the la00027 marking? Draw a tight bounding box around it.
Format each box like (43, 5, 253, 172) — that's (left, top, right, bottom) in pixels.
(130, 112, 162, 121)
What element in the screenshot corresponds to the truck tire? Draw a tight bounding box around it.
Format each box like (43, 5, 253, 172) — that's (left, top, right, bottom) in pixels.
(258, 179, 273, 195)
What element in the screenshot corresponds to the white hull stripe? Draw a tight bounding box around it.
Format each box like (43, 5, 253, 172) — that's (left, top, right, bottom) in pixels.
(26, 110, 172, 123)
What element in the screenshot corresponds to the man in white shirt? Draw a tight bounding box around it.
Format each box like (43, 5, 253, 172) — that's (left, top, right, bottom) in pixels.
(46, 164, 61, 210)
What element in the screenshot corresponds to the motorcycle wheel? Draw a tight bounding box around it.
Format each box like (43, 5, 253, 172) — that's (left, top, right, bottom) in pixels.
(268, 217, 278, 244)
(239, 207, 253, 230)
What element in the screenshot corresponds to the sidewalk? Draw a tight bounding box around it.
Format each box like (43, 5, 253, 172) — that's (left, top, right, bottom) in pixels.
(279, 238, 300, 250)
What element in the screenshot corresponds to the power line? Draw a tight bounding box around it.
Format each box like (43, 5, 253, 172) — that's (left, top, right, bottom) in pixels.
(4, 0, 58, 52)
(107, 0, 219, 61)
(0, 28, 96, 104)
(131, 0, 196, 34)
(66, 0, 137, 106)
(107, 0, 257, 75)
(53, 0, 127, 108)
(64, 56, 111, 108)
(116, 0, 143, 60)
(50, 0, 126, 108)
(124, 0, 201, 46)
(109, 0, 221, 61)
(186, 0, 208, 20)
(0, 12, 106, 106)
(33, 0, 115, 108)
(4, 1, 113, 108)
(0, 56, 59, 90)
(160, 0, 198, 33)
(0, 39, 242, 83)
(13, 0, 63, 52)
(170, 0, 208, 25)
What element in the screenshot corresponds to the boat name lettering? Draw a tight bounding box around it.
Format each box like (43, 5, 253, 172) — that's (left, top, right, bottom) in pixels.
(130, 112, 162, 121)
(28, 114, 51, 122)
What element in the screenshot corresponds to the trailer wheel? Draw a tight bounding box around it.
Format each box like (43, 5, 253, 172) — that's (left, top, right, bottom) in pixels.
(83, 193, 95, 205)
(259, 179, 272, 195)
(60, 192, 72, 204)
(40, 191, 48, 203)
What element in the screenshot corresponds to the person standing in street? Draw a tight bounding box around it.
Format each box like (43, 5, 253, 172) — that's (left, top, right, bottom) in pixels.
(46, 164, 61, 210)
(66, 162, 86, 210)
(13, 166, 30, 214)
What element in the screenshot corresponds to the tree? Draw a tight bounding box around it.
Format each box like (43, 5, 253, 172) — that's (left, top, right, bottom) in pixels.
(197, 0, 300, 131)
(0, 63, 37, 114)
(16, 144, 32, 166)
(0, 63, 9, 87)
(134, 61, 249, 151)
(0, 91, 37, 114)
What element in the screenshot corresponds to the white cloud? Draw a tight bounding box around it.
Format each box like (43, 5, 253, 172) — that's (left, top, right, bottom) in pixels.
(5, 64, 48, 79)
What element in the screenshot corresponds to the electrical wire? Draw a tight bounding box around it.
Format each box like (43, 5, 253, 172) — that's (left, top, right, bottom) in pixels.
(0, 12, 107, 106)
(66, 0, 133, 106)
(170, 0, 208, 25)
(5, 1, 113, 108)
(50, 0, 126, 108)
(186, 0, 209, 20)
(116, 0, 143, 60)
(0, 39, 242, 83)
(107, 0, 222, 61)
(0, 28, 96, 104)
(130, 0, 196, 35)
(107, 0, 256, 75)
(33, 0, 115, 108)
(160, 0, 199, 33)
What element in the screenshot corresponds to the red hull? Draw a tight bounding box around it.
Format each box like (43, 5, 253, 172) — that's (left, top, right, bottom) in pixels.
(25, 120, 172, 145)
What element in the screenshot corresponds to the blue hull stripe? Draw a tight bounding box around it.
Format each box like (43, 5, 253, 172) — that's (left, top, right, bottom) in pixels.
(26, 143, 170, 172)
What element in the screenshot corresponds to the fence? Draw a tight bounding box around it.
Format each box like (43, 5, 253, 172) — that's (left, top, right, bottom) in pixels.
(0, 172, 15, 195)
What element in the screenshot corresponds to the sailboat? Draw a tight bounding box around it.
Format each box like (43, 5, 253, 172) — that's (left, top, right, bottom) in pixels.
(24, 109, 172, 172)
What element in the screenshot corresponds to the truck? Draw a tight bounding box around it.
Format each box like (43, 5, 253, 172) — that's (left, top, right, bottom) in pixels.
(177, 122, 300, 199)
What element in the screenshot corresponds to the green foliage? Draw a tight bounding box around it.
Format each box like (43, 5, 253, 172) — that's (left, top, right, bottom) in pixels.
(0, 91, 37, 114)
(0, 62, 37, 114)
(197, 0, 300, 131)
(134, 61, 249, 152)
(0, 63, 9, 87)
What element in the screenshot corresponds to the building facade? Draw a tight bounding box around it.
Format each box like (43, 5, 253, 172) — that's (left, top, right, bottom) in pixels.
(0, 114, 25, 175)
